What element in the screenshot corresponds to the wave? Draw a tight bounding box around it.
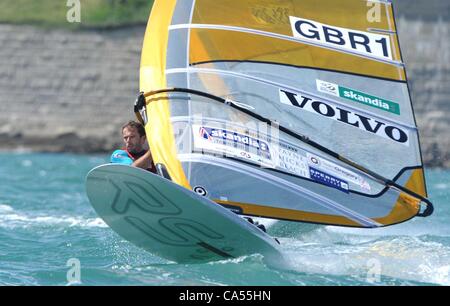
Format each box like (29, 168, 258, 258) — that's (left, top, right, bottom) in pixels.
(279, 227, 450, 285)
(0, 204, 107, 229)
(324, 221, 450, 238)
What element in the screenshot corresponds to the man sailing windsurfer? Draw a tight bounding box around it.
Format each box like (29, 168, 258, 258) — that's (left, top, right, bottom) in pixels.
(111, 121, 269, 234)
(111, 120, 156, 173)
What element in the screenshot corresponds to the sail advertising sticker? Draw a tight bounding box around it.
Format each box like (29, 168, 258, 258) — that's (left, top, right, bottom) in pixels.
(192, 125, 274, 167)
(309, 167, 349, 193)
(279, 88, 410, 146)
(307, 153, 371, 192)
(316, 79, 401, 115)
(289, 16, 393, 61)
(273, 142, 310, 179)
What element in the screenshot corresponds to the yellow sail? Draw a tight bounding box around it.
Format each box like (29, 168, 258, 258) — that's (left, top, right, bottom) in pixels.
(138, 0, 433, 227)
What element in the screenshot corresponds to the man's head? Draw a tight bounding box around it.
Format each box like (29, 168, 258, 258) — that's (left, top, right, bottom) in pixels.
(121, 121, 146, 154)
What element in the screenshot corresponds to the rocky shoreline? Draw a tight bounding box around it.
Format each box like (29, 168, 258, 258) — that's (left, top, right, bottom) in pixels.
(0, 14, 449, 167)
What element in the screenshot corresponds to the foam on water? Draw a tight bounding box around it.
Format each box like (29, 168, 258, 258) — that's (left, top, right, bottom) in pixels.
(0, 203, 107, 229)
(279, 227, 450, 285)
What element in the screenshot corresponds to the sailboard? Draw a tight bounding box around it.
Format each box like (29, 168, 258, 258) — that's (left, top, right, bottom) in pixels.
(87, 0, 434, 263)
(86, 164, 282, 263)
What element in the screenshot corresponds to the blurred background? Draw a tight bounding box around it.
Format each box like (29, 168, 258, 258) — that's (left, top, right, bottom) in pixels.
(0, 0, 448, 167)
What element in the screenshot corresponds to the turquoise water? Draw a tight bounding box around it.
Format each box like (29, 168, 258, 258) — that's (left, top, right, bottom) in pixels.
(0, 153, 449, 286)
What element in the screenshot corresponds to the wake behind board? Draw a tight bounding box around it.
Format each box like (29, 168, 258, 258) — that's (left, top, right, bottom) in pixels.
(86, 164, 282, 263)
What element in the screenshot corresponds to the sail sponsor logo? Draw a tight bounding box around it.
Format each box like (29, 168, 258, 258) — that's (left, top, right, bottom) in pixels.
(201, 127, 270, 153)
(316, 80, 401, 115)
(309, 167, 349, 193)
(251, 4, 291, 25)
(193, 125, 273, 165)
(316, 79, 339, 96)
(289, 16, 393, 60)
(307, 153, 371, 191)
(279, 89, 410, 146)
(199, 127, 213, 141)
(275, 143, 310, 178)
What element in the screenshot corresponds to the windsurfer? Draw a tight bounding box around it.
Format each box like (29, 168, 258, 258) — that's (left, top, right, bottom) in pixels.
(111, 120, 156, 173)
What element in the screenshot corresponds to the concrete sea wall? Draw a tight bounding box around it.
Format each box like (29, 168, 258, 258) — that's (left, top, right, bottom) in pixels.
(0, 5, 448, 167)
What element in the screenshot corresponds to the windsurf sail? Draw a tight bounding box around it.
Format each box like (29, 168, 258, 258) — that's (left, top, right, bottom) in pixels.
(138, 0, 433, 228)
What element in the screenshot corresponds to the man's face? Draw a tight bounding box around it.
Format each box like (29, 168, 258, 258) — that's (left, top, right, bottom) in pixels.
(122, 127, 145, 153)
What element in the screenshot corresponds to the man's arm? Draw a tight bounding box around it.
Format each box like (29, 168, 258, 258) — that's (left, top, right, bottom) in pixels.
(132, 150, 154, 170)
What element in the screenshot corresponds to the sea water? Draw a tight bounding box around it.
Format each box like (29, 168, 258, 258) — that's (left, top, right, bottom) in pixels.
(0, 153, 449, 286)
